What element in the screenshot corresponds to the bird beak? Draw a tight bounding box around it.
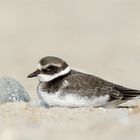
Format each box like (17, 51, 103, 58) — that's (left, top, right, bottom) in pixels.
(28, 69, 40, 78)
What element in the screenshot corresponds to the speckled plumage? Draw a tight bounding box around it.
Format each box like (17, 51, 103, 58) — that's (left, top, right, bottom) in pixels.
(28, 56, 140, 107)
(38, 69, 140, 102)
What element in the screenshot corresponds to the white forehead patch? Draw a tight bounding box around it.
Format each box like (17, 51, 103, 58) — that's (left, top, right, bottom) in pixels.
(37, 67, 71, 82)
(37, 63, 42, 70)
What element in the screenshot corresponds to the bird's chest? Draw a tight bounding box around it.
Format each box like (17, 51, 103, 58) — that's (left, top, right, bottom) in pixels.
(37, 83, 110, 107)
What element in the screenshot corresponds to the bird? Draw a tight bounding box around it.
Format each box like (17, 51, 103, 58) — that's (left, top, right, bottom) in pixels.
(28, 56, 140, 108)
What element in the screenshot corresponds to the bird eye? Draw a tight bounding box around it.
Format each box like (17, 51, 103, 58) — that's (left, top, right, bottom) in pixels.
(42, 65, 55, 73)
(46, 65, 54, 71)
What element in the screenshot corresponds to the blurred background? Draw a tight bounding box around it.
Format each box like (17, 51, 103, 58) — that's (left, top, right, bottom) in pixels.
(0, 0, 140, 99)
(1, 1, 140, 140)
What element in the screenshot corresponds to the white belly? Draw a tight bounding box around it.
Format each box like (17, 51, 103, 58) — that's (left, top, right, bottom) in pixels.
(38, 91, 110, 107)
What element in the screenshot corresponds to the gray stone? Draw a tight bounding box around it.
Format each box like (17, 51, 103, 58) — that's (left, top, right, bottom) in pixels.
(0, 77, 30, 104)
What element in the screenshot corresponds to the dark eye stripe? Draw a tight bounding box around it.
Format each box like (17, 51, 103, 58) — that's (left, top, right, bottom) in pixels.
(42, 65, 55, 73)
(47, 65, 54, 70)
(42, 69, 48, 73)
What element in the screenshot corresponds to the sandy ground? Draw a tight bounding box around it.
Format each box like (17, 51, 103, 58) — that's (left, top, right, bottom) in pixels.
(0, 102, 140, 140)
(1, 0, 140, 140)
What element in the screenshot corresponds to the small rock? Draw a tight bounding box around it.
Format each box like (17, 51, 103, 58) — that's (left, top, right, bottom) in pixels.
(0, 77, 30, 104)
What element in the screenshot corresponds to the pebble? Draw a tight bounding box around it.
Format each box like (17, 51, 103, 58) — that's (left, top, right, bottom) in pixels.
(0, 77, 30, 104)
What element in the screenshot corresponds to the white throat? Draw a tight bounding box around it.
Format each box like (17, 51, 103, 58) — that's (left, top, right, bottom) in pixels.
(37, 67, 71, 82)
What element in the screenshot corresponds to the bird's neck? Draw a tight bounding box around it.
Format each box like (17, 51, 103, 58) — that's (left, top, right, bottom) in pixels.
(38, 71, 71, 93)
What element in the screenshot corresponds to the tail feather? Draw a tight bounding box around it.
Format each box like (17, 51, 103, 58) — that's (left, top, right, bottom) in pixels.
(115, 85, 140, 100)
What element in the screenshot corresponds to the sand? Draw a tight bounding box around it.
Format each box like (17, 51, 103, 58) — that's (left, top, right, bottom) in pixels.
(0, 102, 140, 140)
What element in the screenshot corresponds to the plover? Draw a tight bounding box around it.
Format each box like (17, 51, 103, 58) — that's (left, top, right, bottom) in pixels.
(28, 56, 140, 108)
